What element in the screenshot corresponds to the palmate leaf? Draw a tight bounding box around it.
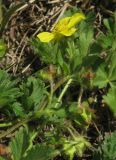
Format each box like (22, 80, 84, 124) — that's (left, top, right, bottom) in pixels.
(31, 38, 58, 64)
(66, 40, 82, 71)
(93, 57, 116, 88)
(78, 26, 93, 57)
(94, 132, 116, 160)
(98, 13, 116, 50)
(12, 102, 25, 117)
(92, 65, 109, 88)
(23, 144, 58, 160)
(103, 88, 116, 117)
(0, 70, 22, 108)
(21, 76, 46, 111)
(10, 127, 58, 160)
(10, 127, 30, 160)
(97, 33, 115, 50)
(101, 132, 116, 160)
(108, 52, 116, 85)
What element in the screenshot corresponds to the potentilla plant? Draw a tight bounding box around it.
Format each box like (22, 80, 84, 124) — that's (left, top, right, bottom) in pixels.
(31, 9, 116, 159)
(0, 9, 116, 160)
(31, 11, 94, 159)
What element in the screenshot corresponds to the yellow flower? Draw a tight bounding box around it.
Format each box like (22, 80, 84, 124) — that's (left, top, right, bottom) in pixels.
(37, 13, 85, 42)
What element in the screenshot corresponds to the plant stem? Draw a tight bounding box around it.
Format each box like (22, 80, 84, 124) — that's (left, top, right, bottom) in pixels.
(49, 78, 54, 105)
(0, 78, 73, 139)
(54, 78, 73, 108)
(67, 127, 76, 139)
(0, 119, 28, 139)
(77, 86, 83, 108)
(0, 122, 13, 128)
(53, 76, 69, 92)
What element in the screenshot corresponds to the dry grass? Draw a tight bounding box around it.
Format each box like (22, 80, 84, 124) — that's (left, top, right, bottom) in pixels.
(1, 0, 116, 76)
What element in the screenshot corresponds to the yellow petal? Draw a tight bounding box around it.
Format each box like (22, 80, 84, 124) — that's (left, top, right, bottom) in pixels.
(68, 13, 86, 28)
(37, 32, 55, 42)
(53, 17, 71, 32)
(60, 27, 76, 36)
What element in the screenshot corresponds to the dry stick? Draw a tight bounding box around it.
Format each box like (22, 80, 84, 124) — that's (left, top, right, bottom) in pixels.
(0, 119, 28, 139)
(100, 5, 114, 17)
(15, 30, 28, 56)
(93, 122, 102, 136)
(14, 29, 29, 74)
(32, 26, 42, 37)
(48, 0, 60, 4)
(21, 56, 37, 73)
(33, 3, 72, 36)
(16, 0, 36, 12)
(50, 8, 62, 20)
(0, 110, 44, 139)
(13, 30, 29, 74)
(14, 43, 26, 74)
(33, 7, 62, 36)
(6, 62, 17, 72)
(77, 87, 83, 107)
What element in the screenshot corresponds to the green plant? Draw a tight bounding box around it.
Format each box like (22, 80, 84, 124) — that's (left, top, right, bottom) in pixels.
(0, 70, 22, 115)
(0, 8, 116, 160)
(0, 127, 58, 160)
(93, 132, 116, 160)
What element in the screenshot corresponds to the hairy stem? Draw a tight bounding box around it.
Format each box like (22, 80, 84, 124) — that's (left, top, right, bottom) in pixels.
(54, 78, 73, 108)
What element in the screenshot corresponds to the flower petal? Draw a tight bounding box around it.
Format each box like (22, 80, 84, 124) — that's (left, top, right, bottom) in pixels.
(60, 27, 76, 36)
(37, 32, 55, 42)
(53, 17, 71, 32)
(68, 13, 86, 28)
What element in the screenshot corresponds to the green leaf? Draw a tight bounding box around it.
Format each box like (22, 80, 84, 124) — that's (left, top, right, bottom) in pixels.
(92, 55, 116, 88)
(21, 76, 46, 111)
(63, 136, 91, 159)
(56, 49, 64, 67)
(103, 14, 116, 34)
(98, 34, 114, 49)
(97, 15, 116, 50)
(12, 102, 25, 117)
(93, 65, 109, 88)
(79, 27, 93, 57)
(103, 88, 116, 116)
(10, 127, 30, 160)
(94, 132, 116, 160)
(66, 40, 82, 71)
(0, 70, 22, 107)
(27, 77, 46, 110)
(103, 18, 113, 34)
(108, 52, 116, 83)
(64, 7, 81, 17)
(23, 144, 58, 160)
(31, 38, 58, 64)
